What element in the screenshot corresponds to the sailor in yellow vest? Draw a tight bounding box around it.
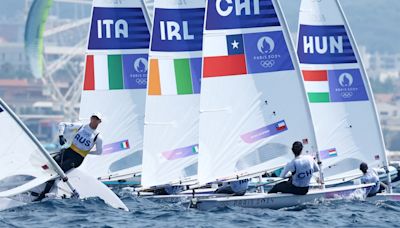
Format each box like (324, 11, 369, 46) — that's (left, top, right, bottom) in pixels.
(35, 113, 103, 201)
(56, 113, 103, 171)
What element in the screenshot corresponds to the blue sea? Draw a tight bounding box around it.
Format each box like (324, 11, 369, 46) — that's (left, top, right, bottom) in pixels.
(1, 192, 400, 228)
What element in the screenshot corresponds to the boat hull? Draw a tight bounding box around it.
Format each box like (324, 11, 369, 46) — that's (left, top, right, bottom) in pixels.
(190, 184, 372, 210)
(368, 193, 400, 202)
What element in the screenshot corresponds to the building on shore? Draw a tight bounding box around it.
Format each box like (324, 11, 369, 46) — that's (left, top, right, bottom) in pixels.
(0, 78, 65, 143)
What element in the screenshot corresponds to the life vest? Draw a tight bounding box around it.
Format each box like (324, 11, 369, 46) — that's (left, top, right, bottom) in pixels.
(70, 125, 99, 157)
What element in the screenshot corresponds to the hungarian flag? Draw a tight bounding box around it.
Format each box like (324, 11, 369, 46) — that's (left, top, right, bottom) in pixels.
(148, 58, 201, 95)
(203, 34, 247, 78)
(320, 148, 338, 159)
(302, 70, 330, 103)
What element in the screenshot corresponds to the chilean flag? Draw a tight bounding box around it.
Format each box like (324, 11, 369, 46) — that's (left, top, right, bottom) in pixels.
(203, 34, 247, 78)
(275, 121, 287, 131)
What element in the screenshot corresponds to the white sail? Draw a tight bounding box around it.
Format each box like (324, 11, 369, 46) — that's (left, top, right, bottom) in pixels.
(198, 0, 318, 185)
(0, 99, 129, 211)
(297, 0, 388, 182)
(78, 0, 150, 181)
(0, 99, 57, 197)
(141, 0, 205, 188)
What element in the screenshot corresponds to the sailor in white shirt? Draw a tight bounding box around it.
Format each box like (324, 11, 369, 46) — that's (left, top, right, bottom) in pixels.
(56, 112, 103, 171)
(268, 141, 319, 195)
(35, 113, 103, 201)
(360, 162, 386, 197)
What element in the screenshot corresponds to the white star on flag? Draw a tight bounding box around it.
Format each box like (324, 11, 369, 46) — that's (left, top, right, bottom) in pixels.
(231, 40, 240, 49)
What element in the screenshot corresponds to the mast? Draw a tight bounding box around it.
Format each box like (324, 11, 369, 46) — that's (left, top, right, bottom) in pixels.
(274, 0, 325, 189)
(335, 0, 392, 192)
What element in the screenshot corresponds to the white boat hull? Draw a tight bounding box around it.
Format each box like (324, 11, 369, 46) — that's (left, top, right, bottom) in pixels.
(368, 193, 400, 202)
(137, 188, 222, 203)
(190, 184, 372, 210)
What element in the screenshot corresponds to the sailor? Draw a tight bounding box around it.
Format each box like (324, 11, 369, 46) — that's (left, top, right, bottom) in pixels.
(359, 162, 386, 197)
(35, 113, 103, 201)
(268, 141, 319, 195)
(215, 179, 250, 196)
(56, 112, 103, 172)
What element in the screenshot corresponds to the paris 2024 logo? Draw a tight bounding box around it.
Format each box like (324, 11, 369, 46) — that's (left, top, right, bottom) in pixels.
(132, 58, 148, 86)
(256, 36, 281, 68)
(337, 72, 356, 99)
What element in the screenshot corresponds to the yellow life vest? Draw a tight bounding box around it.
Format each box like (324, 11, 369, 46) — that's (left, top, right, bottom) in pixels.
(70, 144, 91, 157)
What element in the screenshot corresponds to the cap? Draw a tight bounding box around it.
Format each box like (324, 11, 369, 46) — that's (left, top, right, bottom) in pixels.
(91, 112, 103, 121)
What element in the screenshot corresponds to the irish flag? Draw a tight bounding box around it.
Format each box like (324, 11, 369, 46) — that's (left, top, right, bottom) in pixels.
(302, 70, 330, 103)
(148, 58, 201, 95)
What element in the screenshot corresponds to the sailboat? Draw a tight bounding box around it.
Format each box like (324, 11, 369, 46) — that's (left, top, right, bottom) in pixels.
(0, 98, 128, 211)
(189, 0, 373, 210)
(297, 0, 400, 200)
(76, 0, 151, 186)
(140, 0, 205, 191)
(297, 0, 394, 186)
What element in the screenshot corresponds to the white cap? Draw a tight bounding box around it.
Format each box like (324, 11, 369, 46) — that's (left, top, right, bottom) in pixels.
(91, 112, 103, 121)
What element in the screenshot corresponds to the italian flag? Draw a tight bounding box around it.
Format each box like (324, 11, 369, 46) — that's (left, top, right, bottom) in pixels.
(302, 70, 330, 103)
(84, 54, 125, 90)
(120, 140, 129, 149)
(192, 145, 199, 154)
(148, 58, 201, 95)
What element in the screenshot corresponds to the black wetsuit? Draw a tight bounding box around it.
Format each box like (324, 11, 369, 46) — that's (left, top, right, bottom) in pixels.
(34, 148, 84, 201)
(268, 179, 309, 195)
(53, 148, 85, 172)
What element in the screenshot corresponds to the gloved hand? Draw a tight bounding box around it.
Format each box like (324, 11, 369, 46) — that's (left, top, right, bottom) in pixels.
(59, 135, 67, 146)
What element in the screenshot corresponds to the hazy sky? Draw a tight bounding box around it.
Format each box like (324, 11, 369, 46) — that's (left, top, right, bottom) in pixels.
(279, 0, 400, 53)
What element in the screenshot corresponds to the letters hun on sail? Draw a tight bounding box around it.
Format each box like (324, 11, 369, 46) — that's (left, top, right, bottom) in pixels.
(141, 0, 205, 188)
(198, 0, 318, 185)
(78, 0, 150, 180)
(297, 0, 388, 182)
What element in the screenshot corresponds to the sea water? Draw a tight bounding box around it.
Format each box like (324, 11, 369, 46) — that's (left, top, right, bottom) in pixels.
(1, 193, 399, 228)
